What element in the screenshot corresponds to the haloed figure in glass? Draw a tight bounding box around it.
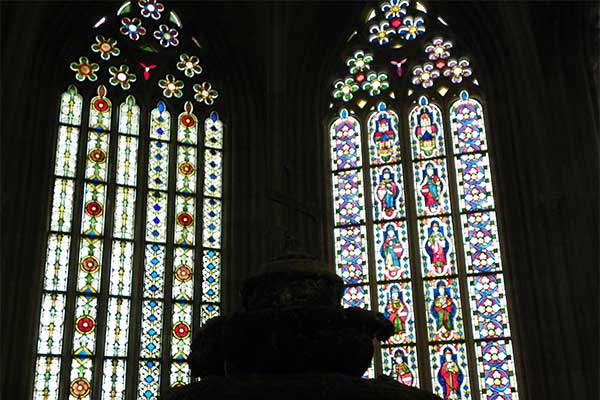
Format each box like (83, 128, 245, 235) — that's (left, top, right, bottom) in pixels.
(383, 284, 409, 336)
(376, 167, 400, 218)
(381, 224, 404, 278)
(373, 114, 396, 163)
(424, 220, 450, 274)
(415, 107, 438, 157)
(391, 348, 414, 386)
(437, 347, 464, 400)
(420, 162, 443, 214)
(431, 280, 456, 339)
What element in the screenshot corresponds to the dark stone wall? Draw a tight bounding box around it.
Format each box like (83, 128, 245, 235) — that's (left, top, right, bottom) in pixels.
(1, 1, 597, 399)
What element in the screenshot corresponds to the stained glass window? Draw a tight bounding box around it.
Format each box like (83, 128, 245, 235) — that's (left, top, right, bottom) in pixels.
(33, 2, 225, 399)
(327, 1, 520, 399)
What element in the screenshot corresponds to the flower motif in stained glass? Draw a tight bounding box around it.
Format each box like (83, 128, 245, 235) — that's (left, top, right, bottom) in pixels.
(177, 54, 203, 77)
(173, 321, 190, 339)
(70, 378, 91, 397)
(193, 82, 218, 105)
(369, 21, 395, 45)
(425, 37, 452, 62)
(362, 72, 389, 96)
(154, 24, 179, 48)
(178, 162, 194, 176)
(398, 16, 425, 40)
(91, 35, 120, 60)
(70, 56, 99, 82)
(444, 59, 472, 83)
(120, 17, 147, 40)
(139, 0, 164, 20)
(158, 74, 184, 98)
(412, 63, 439, 88)
(177, 212, 193, 227)
(75, 315, 95, 334)
(333, 78, 359, 102)
(380, 0, 409, 26)
(346, 50, 373, 74)
(109, 65, 137, 90)
(85, 200, 103, 217)
(175, 265, 192, 282)
(81, 256, 100, 273)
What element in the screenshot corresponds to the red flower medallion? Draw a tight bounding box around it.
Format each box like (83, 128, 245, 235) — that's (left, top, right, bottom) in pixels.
(88, 149, 107, 163)
(93, 98, 109, 112)
(435, 60, 446, 69)
(356, 73, 365, 83)
(175, 265, 192, 282)
(178, 162, 194, 176)
(173, 322, 190, 338)
(81, 256, 99, 272)
(70, 378, 91, 397)
(177, 212, 193, 227)
(85, 201, 103, 216)
(76, 316, 95, 334)
(180, 115, 195, 127)
(391, 18, 402, 28)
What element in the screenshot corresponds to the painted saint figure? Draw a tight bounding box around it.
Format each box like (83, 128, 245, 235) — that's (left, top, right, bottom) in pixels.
(380, 224, 404, 278)
(437, 348, 464, 399)
(376, 168, 400, 218)
(372, 114, 396, 163)
(414, 107, 438, 157)
(383, 284, 409, 337)
(391, 348, 414, 386)
(424, 220, 450, 275)
(420, 162, 444, 214)
(431, 280, 456, 339)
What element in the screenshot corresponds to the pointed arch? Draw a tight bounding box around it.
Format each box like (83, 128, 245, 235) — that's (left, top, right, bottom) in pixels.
(325, 1, 520, 399)
(32, 2, 226, 399)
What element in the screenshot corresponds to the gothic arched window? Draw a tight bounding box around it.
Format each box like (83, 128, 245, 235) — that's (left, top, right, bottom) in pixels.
(326, 2, 520, 399)
(32, 2, 224, 399)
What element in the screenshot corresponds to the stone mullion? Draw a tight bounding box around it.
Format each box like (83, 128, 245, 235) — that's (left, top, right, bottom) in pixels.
(193, 129, 205, 335)
(125, 103, 150, 400)
(91, 99, 120, 400)
(399, 97, 431, 391)
(164, 108, 182, 389)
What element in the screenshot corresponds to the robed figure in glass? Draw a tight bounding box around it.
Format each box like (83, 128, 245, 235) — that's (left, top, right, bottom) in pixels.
(431, 280, 456, 339)
(381, 224, 404, 278)
(383, 284, 409, 336)
(392, 348, 414, 386)
(420, 162, 443, 214)
(376, 167, 400, 218)
(437, 347, 464, 400)
(424, 220, 450, 274)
